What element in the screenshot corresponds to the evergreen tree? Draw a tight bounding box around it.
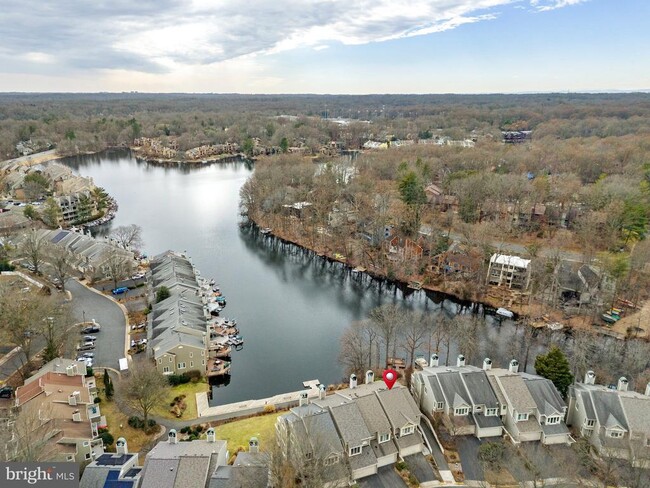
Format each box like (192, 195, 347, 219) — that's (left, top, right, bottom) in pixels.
(104, 369, 114, 399)
(534, 346, 574, 398)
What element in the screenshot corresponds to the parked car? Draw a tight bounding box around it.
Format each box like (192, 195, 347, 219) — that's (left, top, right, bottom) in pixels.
(112, 286, 129, 295)
(131, 273, 145, 280)
(77, 342, 95, 352)
(83, 335, 97, 342)
(81, 326, 101, 334)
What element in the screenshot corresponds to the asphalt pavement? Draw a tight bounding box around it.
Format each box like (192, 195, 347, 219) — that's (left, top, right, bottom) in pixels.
(67, 279, 127, 371)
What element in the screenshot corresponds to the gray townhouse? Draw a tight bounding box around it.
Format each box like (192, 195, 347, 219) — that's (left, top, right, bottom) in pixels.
(567, 372, 650, 467)
(276, 372, 425, 485)
(148, 251, 210, 376)
(411, 355, 503, 439)
(412, 356, 572, 445)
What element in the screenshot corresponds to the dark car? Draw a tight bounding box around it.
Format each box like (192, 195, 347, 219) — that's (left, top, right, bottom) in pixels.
(112, 286, 129, 295)
(81, 326, 101, 334)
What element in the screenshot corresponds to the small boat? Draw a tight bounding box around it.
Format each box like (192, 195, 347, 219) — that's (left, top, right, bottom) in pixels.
(209, 278, 216, 286)
(602, 313, 618, 324)
(496, 307, 514, 319)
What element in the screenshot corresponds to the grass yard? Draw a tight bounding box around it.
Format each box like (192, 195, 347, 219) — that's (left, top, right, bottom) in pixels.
(96, 376, 161, 455)
(153, 380, 209, 421)
(213, 412, 284, 451)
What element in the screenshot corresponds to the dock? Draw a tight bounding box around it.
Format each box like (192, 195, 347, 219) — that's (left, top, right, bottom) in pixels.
(207, 358, 231, 378)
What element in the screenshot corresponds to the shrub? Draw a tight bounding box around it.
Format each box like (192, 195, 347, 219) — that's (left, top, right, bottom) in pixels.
(94, 397, 102, 404)
(395, 461, 407, 472)
(180, 426, 191, 434)
(128, 416, 144, 429)
(99, 431, 115, 447)
(156, 286, 171, 303)
(185, 370, 202, 382)
(263, 404, 276, 414)
(168, 374, 191, 386)
(147, 419, 156, 428)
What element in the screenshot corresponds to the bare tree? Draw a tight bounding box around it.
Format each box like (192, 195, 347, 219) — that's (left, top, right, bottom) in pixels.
(104, 249, 134, 290)
(110, 224, 144, 251)
(6, 401, 60, 462)
(121, 362, 168, 433)
(369, 304, 400, 367)
(338, 321, 367, 378)
(0, 286, 67, 380)
(45, 243, 78, 293)
(19, 230, 45, 275)
(398, 311, 428, 367)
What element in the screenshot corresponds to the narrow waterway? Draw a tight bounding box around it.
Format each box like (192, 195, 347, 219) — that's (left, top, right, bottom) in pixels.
(63, 150, 554, 405)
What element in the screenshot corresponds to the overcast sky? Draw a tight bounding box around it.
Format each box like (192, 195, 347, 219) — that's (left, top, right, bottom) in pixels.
(0, 0, 647, 93)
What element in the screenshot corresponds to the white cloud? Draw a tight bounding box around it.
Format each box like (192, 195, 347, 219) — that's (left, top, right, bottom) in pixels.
(0, 0, 590, 75)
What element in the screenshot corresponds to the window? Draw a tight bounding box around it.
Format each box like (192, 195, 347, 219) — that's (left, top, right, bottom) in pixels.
(190, 352, 193, 358)
(546, 416, 560, 425)
(178, 362, 186, 369)
(85, 453, 91, 460)
(646, 438, 650, 447)
(324, 455, 339, 466)
(379, 433, 390, 443)
(67, 455, 75, 462)
(436, 402, 444, 410)
(486, 408, 497, 416)
(349, 446, 362, 456)
(455, 408, 469, 416)
(158, 359, 162, 364)
(585, 419, 595, 427)
(163, 367, 170, 373)
(608, 430, 623, 438)
(201, 351, 204, 356)
(190, 362, 193, 368)
(516, 413, 529, 422)
(202, 360, 205, 365)
(401, 425, 415, 436)
(474, 405, 483, 412)
(169, 357, 173, 362)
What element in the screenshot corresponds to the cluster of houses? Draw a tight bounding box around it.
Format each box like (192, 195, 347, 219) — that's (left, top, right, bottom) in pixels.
(3, 358, 105, 464)
(277, 374, 425, 484)
(412, 355, 650, 468)
(184, 142, 239, 160)
(132, 137, 178, 159)
(28, 228, 135, 282)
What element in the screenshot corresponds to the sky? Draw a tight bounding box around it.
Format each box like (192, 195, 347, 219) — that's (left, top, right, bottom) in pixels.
(0, 0, 647, 94)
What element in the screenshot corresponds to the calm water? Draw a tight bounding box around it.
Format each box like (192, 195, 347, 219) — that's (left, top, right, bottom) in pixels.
(63, 150, 551, 405)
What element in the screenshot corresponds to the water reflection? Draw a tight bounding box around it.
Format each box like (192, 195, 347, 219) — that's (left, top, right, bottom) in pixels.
(62, 150, 556, 405)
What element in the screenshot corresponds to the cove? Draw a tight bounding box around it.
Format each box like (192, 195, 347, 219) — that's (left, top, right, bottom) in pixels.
(62, 149, 553, 405)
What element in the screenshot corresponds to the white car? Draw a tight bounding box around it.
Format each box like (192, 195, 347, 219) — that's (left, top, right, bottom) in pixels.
(131, 273, 145, 280)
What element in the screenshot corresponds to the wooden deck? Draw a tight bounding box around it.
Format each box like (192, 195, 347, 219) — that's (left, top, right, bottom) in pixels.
(207, 358, 231, 377)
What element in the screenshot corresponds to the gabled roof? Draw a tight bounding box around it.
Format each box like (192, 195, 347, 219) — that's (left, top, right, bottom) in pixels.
(376, 388, 420, 428)
(329, 402, 372, 447)
(604, 413, 626, 430)
(453, 393, 469, 409)
(425, 374, 445, 404)
(523, 377, 566, 416)
(619, 396, 650, 434)
(590, 389, 628, 431)
(355, 393, 392, 436)
(461, 371, 499, 409)
(436, 371, 471, 409)
(493, 374, 537, 412)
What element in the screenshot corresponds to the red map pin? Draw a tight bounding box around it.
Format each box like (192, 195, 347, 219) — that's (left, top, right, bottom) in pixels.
(382, 369, 398, 389)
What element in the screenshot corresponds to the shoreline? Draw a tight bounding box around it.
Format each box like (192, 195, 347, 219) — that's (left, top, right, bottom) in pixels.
(129, 146, 250, 165)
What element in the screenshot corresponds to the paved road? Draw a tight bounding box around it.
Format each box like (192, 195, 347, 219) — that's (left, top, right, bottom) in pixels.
(68, 279, 127, 370)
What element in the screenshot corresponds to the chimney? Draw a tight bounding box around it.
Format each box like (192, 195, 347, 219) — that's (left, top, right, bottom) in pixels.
(509, 359, 519, 373)
(116, 437, 128, 455)
(365, 370, 374, 385)
(483, 358, 492, 371)
(617, 377, 628, 392)
(645, 383, 650, 397)
(584, 370, 596, 385)
(429, 353, 439, 367)
(168, 429, 178, 444)
(318, 384, 326, 400)
(457, 354, 465, 367)
(249, 436, 259, 454)
(206, 428, 215, 443)
(349, 374, 357, 389)
(299, 391, 308, 406)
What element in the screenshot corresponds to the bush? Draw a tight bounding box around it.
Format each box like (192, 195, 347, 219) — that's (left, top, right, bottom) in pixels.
(148, 419, 157, 428)
(180, 426, 191, 434)
(128, 416, 145, 429)
(99, 431, 114, 447)
(185, 370, 202, 382)
(156, 286, 171, 303)
(395, 461, 407, 472)
(94, 397, 102, 404)
(85, 367, 94, 377)
(263, 404, 276, 414)
(168, 374, 191, 386)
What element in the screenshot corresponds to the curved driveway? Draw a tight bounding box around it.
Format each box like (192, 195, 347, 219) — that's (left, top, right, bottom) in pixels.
(68, 280, 127, 370)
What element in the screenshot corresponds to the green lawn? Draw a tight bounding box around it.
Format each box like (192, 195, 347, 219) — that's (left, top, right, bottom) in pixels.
(214, 412, 283, 451)
(153, 380, 209, 420)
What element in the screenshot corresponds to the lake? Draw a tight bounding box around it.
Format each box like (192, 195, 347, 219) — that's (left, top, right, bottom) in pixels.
(63, 150, 551, 405)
